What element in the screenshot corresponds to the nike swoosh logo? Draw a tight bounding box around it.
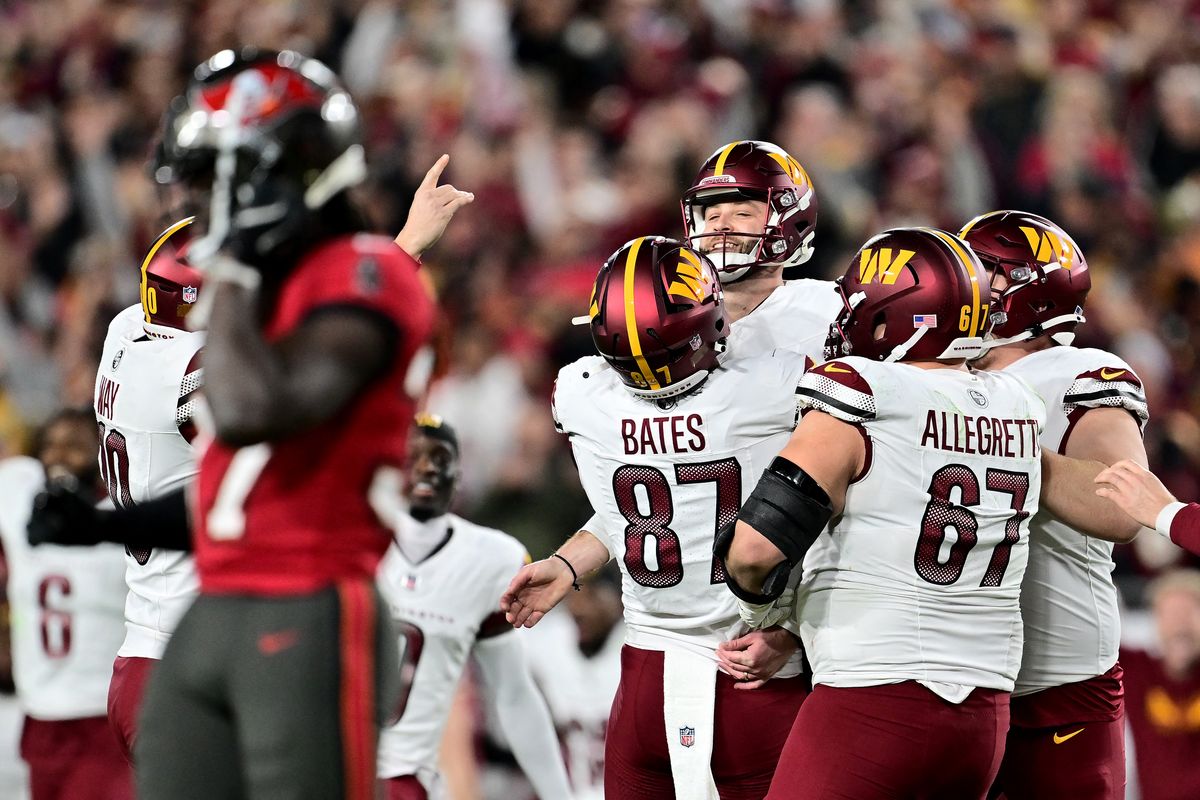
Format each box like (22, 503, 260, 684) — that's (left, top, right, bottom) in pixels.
(1099, 369, 1126, 380)
(1053, 728, 1085, 744)
(823, 365, 851, 374)
(257, 630, 300, 656)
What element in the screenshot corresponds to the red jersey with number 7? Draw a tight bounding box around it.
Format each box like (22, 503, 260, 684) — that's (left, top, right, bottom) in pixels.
(194, 235, 435, 595)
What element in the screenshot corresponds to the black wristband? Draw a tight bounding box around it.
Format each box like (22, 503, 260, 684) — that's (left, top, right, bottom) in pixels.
(552, 553, 581, 591)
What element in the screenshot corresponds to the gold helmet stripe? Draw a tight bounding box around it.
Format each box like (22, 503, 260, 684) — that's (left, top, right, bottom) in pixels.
(957, 210, 1004, 239)
(140, 216, 195, 323)
(622, 237, 661, 390)
(925, 228, 983, 336)
(711, 141, 743, 177)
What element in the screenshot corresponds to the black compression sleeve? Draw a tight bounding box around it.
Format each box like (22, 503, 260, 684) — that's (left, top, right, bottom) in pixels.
(100, 488, 193, 552)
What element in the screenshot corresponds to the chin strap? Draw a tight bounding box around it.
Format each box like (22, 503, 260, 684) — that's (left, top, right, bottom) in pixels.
(980, 310, 1085, 352)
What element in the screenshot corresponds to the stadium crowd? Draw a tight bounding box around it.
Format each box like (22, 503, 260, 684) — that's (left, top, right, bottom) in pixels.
(1, 0, 1200, 797)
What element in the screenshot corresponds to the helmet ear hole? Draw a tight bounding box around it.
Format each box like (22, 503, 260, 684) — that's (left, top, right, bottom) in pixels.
(872, 313, 887, 342)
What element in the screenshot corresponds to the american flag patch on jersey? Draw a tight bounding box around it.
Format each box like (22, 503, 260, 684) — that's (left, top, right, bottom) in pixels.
(913, 314, 937, 328)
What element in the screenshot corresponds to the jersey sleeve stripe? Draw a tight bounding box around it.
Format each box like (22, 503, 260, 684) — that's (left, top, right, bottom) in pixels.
(796, 386, 875, 423)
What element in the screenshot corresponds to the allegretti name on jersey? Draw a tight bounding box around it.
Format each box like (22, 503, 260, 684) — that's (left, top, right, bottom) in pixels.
(919, 410, 1041, 459)
(620, 414, 706, 456)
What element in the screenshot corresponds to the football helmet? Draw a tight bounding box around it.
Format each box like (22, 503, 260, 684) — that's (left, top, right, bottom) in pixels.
(825, 227, 995, 363)
(681, 140, 817, 282)
(589, 236, 728, 399)
(140, 216, 204, 335)
(157, 48, 366, 266)
(958, 210, 1089, 349)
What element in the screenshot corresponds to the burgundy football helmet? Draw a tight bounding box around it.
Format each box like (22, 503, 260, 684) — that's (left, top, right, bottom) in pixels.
(158, 48, 365, 266)
(825, 227, 995, 363)
(589, 237, 729, 399)
(140, 217, 204, 335)
(959, 210, 1089, 349)
(681, 140, 817, 282)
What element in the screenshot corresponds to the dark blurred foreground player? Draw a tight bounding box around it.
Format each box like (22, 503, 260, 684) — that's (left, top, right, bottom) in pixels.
(29, 49, 467, 799)
(145, 48, 460, 800)
(0, 410, 129, 799)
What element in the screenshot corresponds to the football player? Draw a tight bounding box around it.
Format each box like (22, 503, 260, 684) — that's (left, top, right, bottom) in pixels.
(962, 211, 1147, 800)
(503, 237, 810, 799)
(99, 49, 449, 800)
(1096, 459, 1200, 552)
(376, 414, 570, 800)
(558, 140, 838, 689)
(722, 227, 1046, 800)
(524, 565, 623, 800)
(0, 409, 129, 799)
(681, 139, 841, 359)
(93, 216, 204, 763)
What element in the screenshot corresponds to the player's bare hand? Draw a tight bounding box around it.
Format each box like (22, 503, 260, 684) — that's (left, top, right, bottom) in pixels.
(717, 627, 799, 690)
(500, 558, 573, 628)
(1095, 459, 1177, 529)
(394, 154, 474, 260)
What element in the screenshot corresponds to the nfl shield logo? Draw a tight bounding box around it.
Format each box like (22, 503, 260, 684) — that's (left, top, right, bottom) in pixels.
(111, 349, 123, 370)
(182, 286, 199, 304)
(402, 574, 418, 591)
(679, 727, 695, 748)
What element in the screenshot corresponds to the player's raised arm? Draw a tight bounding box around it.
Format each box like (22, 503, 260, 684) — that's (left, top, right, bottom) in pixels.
(718, 409, 859, 600)
(394, 154, 474, 260)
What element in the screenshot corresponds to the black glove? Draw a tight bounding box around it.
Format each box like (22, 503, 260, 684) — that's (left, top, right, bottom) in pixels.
(27, 477, 109, 548)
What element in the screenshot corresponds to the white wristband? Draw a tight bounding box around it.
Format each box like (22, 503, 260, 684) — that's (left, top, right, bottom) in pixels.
(1155, 501, 1188, 539)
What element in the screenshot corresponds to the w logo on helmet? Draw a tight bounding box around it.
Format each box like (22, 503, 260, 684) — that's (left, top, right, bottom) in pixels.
(859, 247, 916, 285)
(667, 249, 715, 303)
(1019, 226, 1072, 267)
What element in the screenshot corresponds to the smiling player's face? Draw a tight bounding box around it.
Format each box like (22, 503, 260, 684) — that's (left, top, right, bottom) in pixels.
(698, 199, 769, 256)
(403, 432, 459, 521)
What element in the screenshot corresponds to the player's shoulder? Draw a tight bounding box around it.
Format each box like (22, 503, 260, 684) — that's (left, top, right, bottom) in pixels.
(796, 356, 880, 423)
(104, 303, 144, 343)
(1017, 345, 1136, 382)
(972, 368, 1047, 418)
(282, 234, 432, 322)
(553, 356, 619, 433)
(720, 349, 812, 395)
(0, 455, 43, 487)
(448, 514, 529, 569)
(775, 278, 842, 317)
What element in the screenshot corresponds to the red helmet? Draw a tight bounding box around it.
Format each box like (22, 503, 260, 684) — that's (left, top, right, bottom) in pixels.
(958, 210, 1089, 349)
(589, 237, 729, 399)
(140, 217, 204, 335)
(825, 227, 994, 363)
(681, 140, 817, 282)
(159, 48, 365, 265)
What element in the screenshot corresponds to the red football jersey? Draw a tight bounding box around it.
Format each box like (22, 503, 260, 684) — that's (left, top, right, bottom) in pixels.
(194, 234, 435, 595)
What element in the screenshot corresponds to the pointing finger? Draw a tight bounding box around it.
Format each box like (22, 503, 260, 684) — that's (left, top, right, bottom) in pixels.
(420, 154, 451, 190)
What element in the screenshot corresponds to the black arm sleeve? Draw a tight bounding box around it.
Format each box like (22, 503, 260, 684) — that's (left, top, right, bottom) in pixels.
(101, 488, 193, 552)
(29, 483, 193, 552)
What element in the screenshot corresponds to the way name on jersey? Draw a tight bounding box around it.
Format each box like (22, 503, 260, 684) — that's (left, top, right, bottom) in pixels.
(919, 410, 1040, 459)
(96, 375, 120, 419)
(621, 414, 706, 456)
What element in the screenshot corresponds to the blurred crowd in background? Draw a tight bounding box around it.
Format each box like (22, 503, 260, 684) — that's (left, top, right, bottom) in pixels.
(1, 0, 1200, 594)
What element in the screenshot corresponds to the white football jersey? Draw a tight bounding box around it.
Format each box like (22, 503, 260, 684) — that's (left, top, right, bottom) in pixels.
(796, 358, 1046, 699)
(1002, 347, 1148, 695)
(376, 513, 529, 779)
(0, 458, 126, 720)
(727, 278, 841, 363)
(553, 352, 806, 674)
(94, 303, 203, 659)
(525, 609, 623, 800)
